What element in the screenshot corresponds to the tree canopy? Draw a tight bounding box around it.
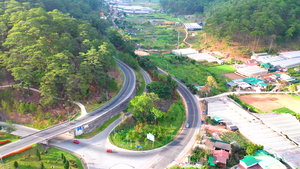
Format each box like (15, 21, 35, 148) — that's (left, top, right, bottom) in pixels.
(0, 0, 118, 105)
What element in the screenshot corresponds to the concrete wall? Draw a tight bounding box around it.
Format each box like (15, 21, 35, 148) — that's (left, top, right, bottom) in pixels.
(74, 88, 136, 135)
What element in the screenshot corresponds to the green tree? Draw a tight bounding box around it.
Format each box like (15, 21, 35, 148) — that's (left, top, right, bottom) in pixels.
(158, 74, 167, 83)
(18, 102, 27, 114)
(246, 143, 258, 156)
(58, 114, 63, 121)
(29, 103, 36, 113)
(1, 100, 7, 110)
(129, 95, 153, 123)
(61, 153, 64, 160)
(14, 161, 18, 169)
(40, 162, 45, 169)
(4, 121, 16, 134)
(49, 117, 54, 125)
(289, 84, 296, 93)
(146, 81, 172, 99)
(36, 149, 41, 161)
(64, 160, 69, 169)
(38, 112, 44, 121)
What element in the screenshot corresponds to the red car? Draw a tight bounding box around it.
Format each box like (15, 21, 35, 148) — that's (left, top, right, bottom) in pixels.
(106, 149, 112, 153)
(73, 140, 80, 144)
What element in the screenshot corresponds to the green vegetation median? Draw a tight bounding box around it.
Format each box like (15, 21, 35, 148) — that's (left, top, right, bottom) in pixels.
(75, 114, 121, 139)
(3, 144, 83, 169)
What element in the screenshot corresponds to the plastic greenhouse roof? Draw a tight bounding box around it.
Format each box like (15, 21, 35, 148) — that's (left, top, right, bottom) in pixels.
(207, 99, 300, 168)
(270, 57, 300, 68)
(279, 51, 300, 59)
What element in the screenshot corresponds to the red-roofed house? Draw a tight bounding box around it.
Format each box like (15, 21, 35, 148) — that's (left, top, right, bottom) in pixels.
(213, 150, 229, 168)
(244, 59, 259, 66)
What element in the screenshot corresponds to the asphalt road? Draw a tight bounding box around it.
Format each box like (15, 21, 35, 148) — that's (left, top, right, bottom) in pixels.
(49, 68, 200, 169)
(0, 59, 136, 157)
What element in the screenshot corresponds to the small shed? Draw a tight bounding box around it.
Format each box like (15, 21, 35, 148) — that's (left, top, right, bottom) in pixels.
(213, 150, 229, 168)
(257, 82, 268, 88)
(213, 115, 223, 123)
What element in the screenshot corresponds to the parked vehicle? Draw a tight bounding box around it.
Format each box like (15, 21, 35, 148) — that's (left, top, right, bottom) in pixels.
(106, 149, 112, 153)
(185, 123, 189, 128)
(237, 82, 252, 90)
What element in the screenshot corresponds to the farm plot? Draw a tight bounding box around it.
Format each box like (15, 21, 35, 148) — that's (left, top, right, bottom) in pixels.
(238, 94, 300, 113)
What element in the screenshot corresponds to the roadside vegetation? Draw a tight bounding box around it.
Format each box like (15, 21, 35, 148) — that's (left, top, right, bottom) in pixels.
(0, 131, 19, 146)
(3, 144, 83, 169)
(110, 73, 185, 150)
(148, 54, 233, 95)
(75, 114, 121, 139)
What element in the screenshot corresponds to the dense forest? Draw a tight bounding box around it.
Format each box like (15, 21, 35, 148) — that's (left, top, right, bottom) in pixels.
(0, 0, 120, 105)
(161, 0, 300, 53)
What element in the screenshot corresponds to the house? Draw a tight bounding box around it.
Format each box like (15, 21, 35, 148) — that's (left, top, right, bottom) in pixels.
(206, 139, 232, 154)
(244, 59, 259, 66)
(213, 150, 229, 168)
(239, 156, 260, 169)
(239, 151, 287, 169)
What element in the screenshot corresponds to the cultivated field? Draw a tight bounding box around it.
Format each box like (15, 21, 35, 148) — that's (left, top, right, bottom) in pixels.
(238, 94, 300, 113)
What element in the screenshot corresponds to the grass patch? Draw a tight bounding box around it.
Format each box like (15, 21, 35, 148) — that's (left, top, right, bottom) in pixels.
(289, 93, 300, 100)
(148, 53, 230, 94)
(3, 144, 83, 169)
(109, 100, 185, 150)
(75, 114, 121, 139)
(0, 132, 19, 146)
(205, 65, 236, 75)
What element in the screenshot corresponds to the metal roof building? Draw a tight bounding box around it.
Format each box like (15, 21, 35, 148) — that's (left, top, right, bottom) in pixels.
(183, 23, 203, 31)
(171, 48, 198, 56)
(237, 66, 268, 77)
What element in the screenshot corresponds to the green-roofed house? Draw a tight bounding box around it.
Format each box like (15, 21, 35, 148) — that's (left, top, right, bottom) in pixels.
(243, 77, 263, 85)
(239, 156, 259, 169)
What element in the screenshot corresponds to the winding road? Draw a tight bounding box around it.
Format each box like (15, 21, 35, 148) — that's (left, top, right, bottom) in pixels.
(0, 59, 136, 158)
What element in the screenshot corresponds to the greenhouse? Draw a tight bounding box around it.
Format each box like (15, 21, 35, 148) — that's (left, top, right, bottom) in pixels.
(279, 51, 300, 59)
(208, 98, 300, 169)
(269, 57, 300, 68)
(171, 48, 198, 56)
(257, 55, 285, 63)
(237, 65, 268, 77)
(186, 53, 217, 62)
(183, 23, 203, 31)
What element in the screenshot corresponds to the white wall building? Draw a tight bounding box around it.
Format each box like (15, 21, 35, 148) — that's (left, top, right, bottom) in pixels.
(171, 48, 198, 56)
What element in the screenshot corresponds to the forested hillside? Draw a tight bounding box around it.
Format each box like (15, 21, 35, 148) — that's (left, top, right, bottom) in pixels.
(15, 0, 110, 34)
(205, 0, 300, 52)
(161, 0, 300, 54)
(0, 0, 118, 105)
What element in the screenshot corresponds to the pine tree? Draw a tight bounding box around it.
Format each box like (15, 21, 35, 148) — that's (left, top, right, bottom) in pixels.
(64, 160, 69, 169)
(63, 155, 67, 164)
(61, 153, 64, 160)
(36, 149, 41, 161)
(41, 162, 45, 169)
(14, 161, 18, 169)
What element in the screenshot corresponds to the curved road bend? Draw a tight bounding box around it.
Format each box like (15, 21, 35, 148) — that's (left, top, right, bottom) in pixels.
(0, 59, 136, 158)
(50, 68, 201, 169)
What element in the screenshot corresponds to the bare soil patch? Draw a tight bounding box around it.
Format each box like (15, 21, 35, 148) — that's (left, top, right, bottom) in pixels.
(224, 72, 244, 80)
(238, 94, 300, 113)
